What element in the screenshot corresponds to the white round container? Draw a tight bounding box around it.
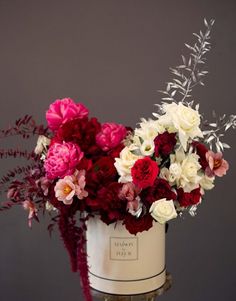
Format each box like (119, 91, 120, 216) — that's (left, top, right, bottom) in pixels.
(87, 217, 166, 295)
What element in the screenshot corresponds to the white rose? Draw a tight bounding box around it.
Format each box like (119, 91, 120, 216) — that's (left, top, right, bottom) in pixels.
(159, 167, 170, 181)
(200, 174, 215, 191)
(135, 118, 165, 141)
(149, 198, 177, 224)
(140, 140, 155, 156)
(159, 102, 203, 150)
(181, 153, 201, 179)
(171, 148, 202, 192)
(35, 135, 51, 155)
(169, 162, 182, 183)
(114, 146, 143, 183)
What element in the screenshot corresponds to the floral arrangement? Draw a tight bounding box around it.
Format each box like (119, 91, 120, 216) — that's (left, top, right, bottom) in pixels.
(0, 19, 235, 301)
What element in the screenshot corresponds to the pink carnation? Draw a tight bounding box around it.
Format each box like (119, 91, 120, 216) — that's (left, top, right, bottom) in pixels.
(96, 122, 127, 151)
(46, 98, 89, 131)
(44, 142, 84, 180)
(205, 151, 229, 177)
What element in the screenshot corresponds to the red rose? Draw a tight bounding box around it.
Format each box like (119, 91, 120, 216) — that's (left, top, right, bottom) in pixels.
(123, 214, 153, 235)
(131, 157, 159, 189)
(141, 178, 177, 204)
(192, 141, 209, 170)
(177, 187, 201, 207)
(154, 132, 177, 158)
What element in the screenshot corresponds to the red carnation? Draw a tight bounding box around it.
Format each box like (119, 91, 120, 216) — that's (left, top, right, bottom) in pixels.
(124, 214, 153, 235)
(192, 141, 209, 170)
(154, 132, 177, 158)
(177, 187, 202, 208)
(141, 178, 177, 204)
(131, 157, 159, 189)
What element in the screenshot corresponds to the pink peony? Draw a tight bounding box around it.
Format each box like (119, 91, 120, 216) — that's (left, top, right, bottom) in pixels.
(44, 142, 84, 180)
(96, 122, 127, 151)
(205, 151, 229, 177)
(54, 170, 88, 205)
(46, 98, 89, 131)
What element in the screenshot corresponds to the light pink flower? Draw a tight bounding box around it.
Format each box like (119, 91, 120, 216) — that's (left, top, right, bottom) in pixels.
(205, 151, 229, 177)
(119, 182, 140, 202)
(119, 183, 142, 217)
(22, 200, 38, 228)
(36, 176, 51, 196)
(46, 98, 89, 131)
(74, 170, 88, 200)
(44, 142, 84, 180)
(96, 122, 127, 151)
(54, 175, 76, 205)
(54, 170, 88, 205)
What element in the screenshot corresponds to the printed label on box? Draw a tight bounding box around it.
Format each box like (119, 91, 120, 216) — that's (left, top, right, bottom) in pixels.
(110, 237, 138, 261)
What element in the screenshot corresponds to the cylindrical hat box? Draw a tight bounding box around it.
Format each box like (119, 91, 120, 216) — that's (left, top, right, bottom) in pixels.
(87, 216, 166, 295)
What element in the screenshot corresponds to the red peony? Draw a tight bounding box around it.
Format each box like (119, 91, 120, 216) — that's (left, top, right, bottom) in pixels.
(97, 183, 126, 224)
(141, 178, 177, 204)
(93, 156, 118, 183)
(131, 157, 159, 189)
(154, 131, 177, 158)
(192, 141, 209, 170)
(124, 214, 153, 235)
(108, 143, 125, 158)
(177, 187, 202, 207)
(56, 117, 101, 155)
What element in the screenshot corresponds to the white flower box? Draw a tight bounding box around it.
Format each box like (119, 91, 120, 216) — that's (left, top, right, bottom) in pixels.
(87, 217, 166, 295)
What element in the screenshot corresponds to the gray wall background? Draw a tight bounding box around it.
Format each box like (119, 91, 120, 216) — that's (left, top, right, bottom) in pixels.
(0, 0, 235, 300)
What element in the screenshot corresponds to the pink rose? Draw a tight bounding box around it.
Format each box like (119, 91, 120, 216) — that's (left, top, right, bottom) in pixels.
(46, 98, 89, 131)
(96, 122, 127, 151)
(44, 142, 84, 180)
(205, 151, 229, 177)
